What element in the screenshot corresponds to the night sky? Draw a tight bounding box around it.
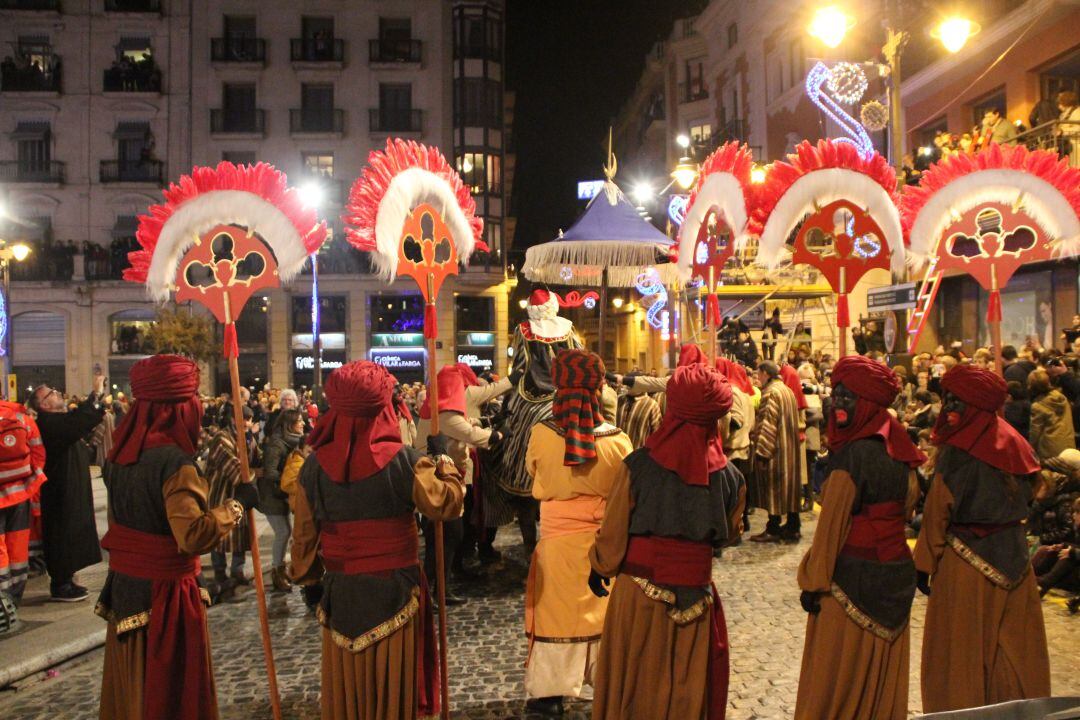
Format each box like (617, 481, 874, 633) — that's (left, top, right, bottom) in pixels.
(505, 0, 697, 258)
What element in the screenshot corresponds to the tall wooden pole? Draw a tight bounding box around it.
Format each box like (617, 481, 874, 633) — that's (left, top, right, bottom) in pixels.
(990, 266, 1004, 379)
(227, 349, 283, 720)
(708, 267, 717, 363)
(838, 267, 848, 359)
(426, 278, 451, 720)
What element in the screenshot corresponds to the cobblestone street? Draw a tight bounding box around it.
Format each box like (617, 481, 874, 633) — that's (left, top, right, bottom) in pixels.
(1, 508, 1079, 719)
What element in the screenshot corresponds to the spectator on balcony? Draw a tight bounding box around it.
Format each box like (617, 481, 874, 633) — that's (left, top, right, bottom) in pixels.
(1057, 91, 1080, 164)
(978, 107, 1018, 148)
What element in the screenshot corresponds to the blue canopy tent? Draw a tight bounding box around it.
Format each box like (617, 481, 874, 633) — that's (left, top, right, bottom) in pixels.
(522, 179, 677, 361)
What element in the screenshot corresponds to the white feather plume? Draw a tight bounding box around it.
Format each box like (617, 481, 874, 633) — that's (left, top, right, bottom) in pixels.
(372, 167, 479, 281)
(907, 168, 1080, 268)
(145, 190, 310, 303)
(757, 168, 905, 275)
(676, 173, 750, 282)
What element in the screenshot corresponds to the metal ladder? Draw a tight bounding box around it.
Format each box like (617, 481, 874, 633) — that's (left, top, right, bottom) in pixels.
(906, 258, 942, 353)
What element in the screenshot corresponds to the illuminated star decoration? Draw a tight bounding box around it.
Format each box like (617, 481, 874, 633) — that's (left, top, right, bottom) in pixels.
(826, 62, 868, 105)
(806, 62, 874, 158)
(634, 267, 668, 331)
(860, 100, 889, 132)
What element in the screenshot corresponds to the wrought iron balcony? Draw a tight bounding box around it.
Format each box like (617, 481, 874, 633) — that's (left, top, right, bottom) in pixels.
(0, 0, 60, 8)
(0, 66, 61, 92)
(100, 159, 165, 184)
(211, 37, 266, 64)
(210, 109, 266, 135)
(368, 108, 422, 133)
(369, 39, 422, 64)
(289, 108, 344, 134)
(104, 0, 160, 11)
(291, 38, 344, 63)
(103, 66, 161, 93)
(0, 161, 65, 183)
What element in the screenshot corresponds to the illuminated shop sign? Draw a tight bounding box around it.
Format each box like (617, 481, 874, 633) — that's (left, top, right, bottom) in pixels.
(294, 356, 344, 371)
(291, 333, 346, 351)
(577, 180, 604, 200)
(457, 332, 495, 347)
(369, 347, 426, 370)
(371, 332, 425, 348)
(457, 352, 494, 371)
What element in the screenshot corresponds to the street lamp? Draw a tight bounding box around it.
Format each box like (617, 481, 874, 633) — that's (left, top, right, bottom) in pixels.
(611, 297, 624, 309)
(931, 17, 980, 54)
(671, 158, 698, 190)
(808, 6, 854, 49)
(750, 164, 768, 184)
(632, 181, 655, 205)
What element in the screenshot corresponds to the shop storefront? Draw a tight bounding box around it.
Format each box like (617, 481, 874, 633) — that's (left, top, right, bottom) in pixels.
(214, 294, 269, 392)
(369, 294, 427, 384)
(108, 308, 155, 395)
(455, 295, 496, 374)
(12, 310, 66, 395)
(291, 293, 348, 389)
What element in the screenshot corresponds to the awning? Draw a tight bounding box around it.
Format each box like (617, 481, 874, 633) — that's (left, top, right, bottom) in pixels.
(9, 121, 50, 140)
(113, 122, 150, 140)
(112, 215, 139, 238)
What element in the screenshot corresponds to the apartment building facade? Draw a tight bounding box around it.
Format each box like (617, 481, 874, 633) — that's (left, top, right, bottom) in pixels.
(0, 0, 511, 395)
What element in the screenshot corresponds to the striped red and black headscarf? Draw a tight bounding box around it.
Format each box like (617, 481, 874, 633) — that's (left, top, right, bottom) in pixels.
(551, 349, 606, 466)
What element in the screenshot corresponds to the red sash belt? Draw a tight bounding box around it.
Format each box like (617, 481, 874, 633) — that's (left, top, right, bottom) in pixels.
(623, 535, 713, 587)
(840, 501, 910, 563)
(319, 514, 418, 575)
(949, 519, 1022, 540)
(101, 522, 212, 720)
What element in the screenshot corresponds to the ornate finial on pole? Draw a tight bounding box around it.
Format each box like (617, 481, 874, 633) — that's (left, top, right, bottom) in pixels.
(603, 126, 618, 181)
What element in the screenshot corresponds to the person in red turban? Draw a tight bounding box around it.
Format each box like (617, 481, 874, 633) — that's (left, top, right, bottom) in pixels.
(521, 349, 631, 715)
(619, 343, 708, 399)
(794, 355, 926, 720)
(590, 363, 746, 720)
(97, 354, 251, 720)
(914, 363, 1049, 713)
(288, 360, 465, 720)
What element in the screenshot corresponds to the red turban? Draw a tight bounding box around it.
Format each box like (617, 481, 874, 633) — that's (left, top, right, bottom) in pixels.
(933, 364, 1039, 476)
(309, 361, 403, 483)
(827, 356, 925, 467)
(109, 354, 202, 466)
(678, 343, 707, 367)
(780, 363, 808, 410)
(645, 364, 731, 486)
(715, 357, 753, 395)
(551, 350, 606, 466)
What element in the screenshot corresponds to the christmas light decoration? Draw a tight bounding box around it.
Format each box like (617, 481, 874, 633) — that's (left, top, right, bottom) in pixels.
(667, 194, 688, 226)
(559, 265, 573, 282)
(634, 267, 668, 330)
(805, 62, 874, 158)
(826, 62, 868, 105)
(860, 100, 889, 132)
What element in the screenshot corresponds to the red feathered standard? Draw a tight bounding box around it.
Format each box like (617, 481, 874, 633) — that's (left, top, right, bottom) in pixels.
(752, 140, 898, 235)
(901, 143, 1080, 261)
(342, 138, 487, 280)
(126, 162, 327, 301)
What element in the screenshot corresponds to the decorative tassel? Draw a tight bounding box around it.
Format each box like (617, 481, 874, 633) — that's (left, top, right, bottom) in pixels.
(706, 293, 722, 328)
(987, 289, 1002, 322)
(424, 302, 438, 339)
(836, 294, 850, 328)
(223, 323, 239, 358)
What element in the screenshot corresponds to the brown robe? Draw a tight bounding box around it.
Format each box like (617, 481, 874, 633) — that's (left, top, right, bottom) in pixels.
(589, 453, 745, 720)
(794, 462, 918, 720)
(913, 448, 1051, 713)
(98, 459, 238, 720)
(290, 451, 463, 720)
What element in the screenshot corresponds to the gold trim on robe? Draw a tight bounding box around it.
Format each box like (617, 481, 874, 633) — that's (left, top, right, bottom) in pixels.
(945, 534, 1028, 591)
(317, 590, 420, 654)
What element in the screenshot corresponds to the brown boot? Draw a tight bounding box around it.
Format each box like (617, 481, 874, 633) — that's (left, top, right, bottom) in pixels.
(271, 566, 292, 593)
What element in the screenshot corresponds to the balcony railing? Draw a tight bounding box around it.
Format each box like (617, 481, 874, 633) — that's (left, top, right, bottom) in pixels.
(289, 108, 344, 134)
(1014, 120, 1080, 168)
(0, 66, 61, 92)
(368, 108, 422, 133)
(0, 161, 65, 183)
(100, 159, 165, 184)
(103, 66, 162, 93)
(291, 38, 344, 63)
(104, 0, 160, 11)
(0, 0, 60, 8)
(678, 83, 708, 104)
(369, 39, 422, 64)
(211, 37, 266, 64)
(210, 109, 266, 135)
